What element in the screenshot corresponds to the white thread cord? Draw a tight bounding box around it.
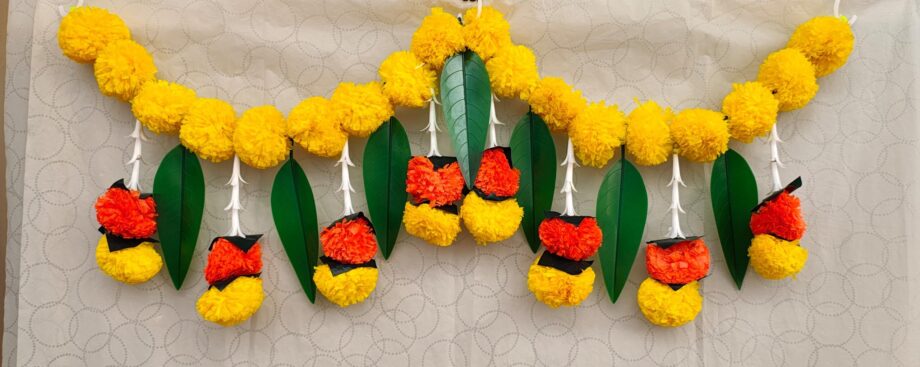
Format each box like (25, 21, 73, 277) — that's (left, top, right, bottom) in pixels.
(487, 94, 504, 148)
(337, 139, 356, 216)
(560, 138, 579, 216)
(224, 155, 247, 238)
(477, 0, 483, 17)
(834, 0, 857, 25)
(125, 119, 146, 191)
(666, 154, 687, 239)
(57, 0, 84, 17)
(769, 125, 785, 192)
(424, 90, 442, 157)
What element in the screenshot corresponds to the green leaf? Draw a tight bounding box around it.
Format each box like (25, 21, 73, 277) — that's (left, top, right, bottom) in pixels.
(271, 155, 320, 303)
(439, 50, 491, 186)
(510, 111, 556, 253)
(153, 144, 205, 290)
(710, 149, 759, 289)
(596, 151, 648, 303)
(363, 117, 411, 259)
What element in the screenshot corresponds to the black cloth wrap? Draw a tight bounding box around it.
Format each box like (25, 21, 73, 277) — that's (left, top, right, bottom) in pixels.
(109, 178, 152, 198)
(471, 187, 515, 202)
(544, 211, 592, 226)
(426, 156, 458, 170)
(208, 273, 261, 291)
(325, 212, 376, 234)
(666, 273, 710, 291)
(752, 177, 803, 212)
(209, 234, 263, 252)
(647, 236, 703, 250)
(321, 256, 378, 276)
(98, 226, 157, 252)
(412, 201, 459, 215)
(537, 251, 593, 276)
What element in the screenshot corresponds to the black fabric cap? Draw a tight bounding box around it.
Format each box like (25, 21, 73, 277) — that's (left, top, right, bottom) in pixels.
(544, 211, 592, 226)
(321, 256, 378, 276)
(647, 236, 703, 250)
(752, 177, 803, 212)
(209, 234, 263, 252)
(208, 273, 261, 291)
(537, 251, 593, 276)
(325, 212, 376, 234)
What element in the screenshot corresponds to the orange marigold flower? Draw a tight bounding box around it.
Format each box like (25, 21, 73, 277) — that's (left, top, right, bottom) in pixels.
(320, 214, 378, 264)
(94, 183, 157, 238)
(204, 237, 263, 285)
(750, 191, 806, 241)
(646, 238, 710, 285)
(405, 156, 465, 206)
(474, 147, 520, 197)
(538, 216, 603, 261)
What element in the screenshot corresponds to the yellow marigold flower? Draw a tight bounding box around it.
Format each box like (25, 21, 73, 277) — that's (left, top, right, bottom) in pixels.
(179, 98, 237, 163)
(486, 45, 539, 100)
(94, 39, 157, 101)
(722, 82, 778, 143)
(637, 278, 702, 327)
(196, 277, 265, 327)
(233, 106, 289, 169)
(569, 101, 627, 168)
(459, 193, 523, 245)
(625, 100, 673, 166)
(287, 97, 347, 158)
(462, 6, 512, 61)
(313, 265, 378, 307)
(378, 51, 435, 108)
(131, 80, 197, 135)
(527, 260, 595, 308)
(787, 16, 854, 77)
(410, 7, 465, 69)
(757, 48, 818, 111)
(58, 6, 131, 63)
(95, 235, 162, 284)
(749, 234, 808, 280)
(670, 108, 729, 163)
(528, 77, 586, 132)
(403, 202, 461, 247)
(331, 82, 394, 138)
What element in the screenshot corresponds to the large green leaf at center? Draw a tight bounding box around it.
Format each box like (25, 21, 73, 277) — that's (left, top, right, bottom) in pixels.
(363, 117, 410, 259)
(710, 149, 758, 289)
(153, 144, 205, 290)
(271, 155, 320, 302)
(439, 50, 491, 186)
(510, 111, 556, 253)
(596, 151, 648, 303)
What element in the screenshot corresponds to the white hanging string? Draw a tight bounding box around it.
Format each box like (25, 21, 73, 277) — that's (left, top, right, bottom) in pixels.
(125, 119, 146, 191)
(834, 0, 857, 25)
(768, 125, 785, 192)
(57, 0, 84, 17)
(560, 138, 579, 216)
(487, 94, 504, 148)
(666, 154, 687, 239)
(224, 155, 247, 238)
(476, 0, 483, 18)
(423, 89, 442, 157)
(337, 139, 356, 216)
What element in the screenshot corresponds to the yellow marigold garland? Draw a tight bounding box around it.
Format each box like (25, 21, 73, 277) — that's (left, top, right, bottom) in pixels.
(95, 235, 163, 284)
(379, 51, 436, 108)
(748, 234, 808, 280)
(636, 278, 703, 327)
(462, 6, 512, 61)
(459, 193, 523, 245)
(486, 45, 539, 100)
(179, 98, 237, 163)
(410, 7, 465, 69)
(528, 77, 586, 132)
(331, 82, 394, 138)
(569, 101, 627, 168)
(403, 202, 462, 247)
(93, 39, 157, 101)
(757, 48, 819, 112)
(625, 100, 673, 166)
(195, 277, 265, 327)
(58, 6, 131, 63)
(287, 96, 347, 158)
(787, 16, 854, 77)
(527, 260, 595, 308)
(722, 82, 779, 143)
(131, 80, 197, 134)
(233, 106, 289, 169)
(313, 264, 379, 307)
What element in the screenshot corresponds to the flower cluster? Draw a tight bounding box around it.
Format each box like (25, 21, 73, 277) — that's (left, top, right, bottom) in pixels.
(527, 213, 603, 307)
(93, 180, 162, 284)
(638, 237, 710, 327)
(196, 235, 265, 326)
(314, 214, 379, 307)
(461, 147, 523, 245)
(748, 180, 808, 279)
(403, 156, 465, 247)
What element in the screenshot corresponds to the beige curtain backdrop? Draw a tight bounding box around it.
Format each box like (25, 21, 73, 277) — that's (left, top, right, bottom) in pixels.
(4, 0, 920, 366)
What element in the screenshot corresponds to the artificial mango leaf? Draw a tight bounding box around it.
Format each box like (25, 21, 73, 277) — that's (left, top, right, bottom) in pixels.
(363, 117, 411, 259)
(439, 50, 491, 186)
(153, 144, 205, 290)
(510, 111, 556, 253)
(271, 154, 320, 303)
(710, 149, 759, 289)
(596, 151, 648, 303)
